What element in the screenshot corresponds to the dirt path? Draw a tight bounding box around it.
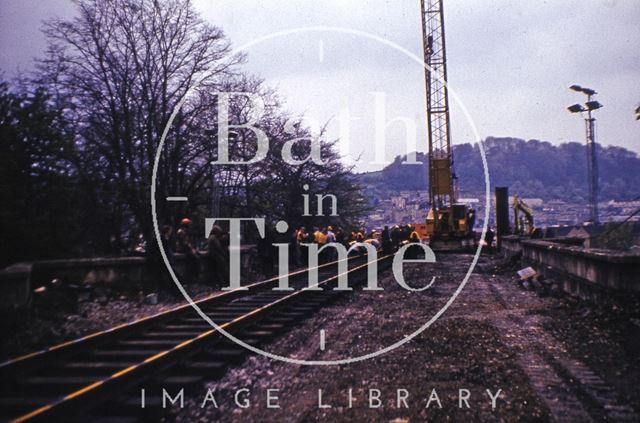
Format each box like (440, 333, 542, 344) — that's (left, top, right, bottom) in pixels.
(167, 253, 639, 422)
(485, 277, 637, 422)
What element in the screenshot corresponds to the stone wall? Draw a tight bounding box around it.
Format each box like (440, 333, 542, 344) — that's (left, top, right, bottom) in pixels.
(503, 236, 640, 301)
(0, 247, 255, 310)
(501, 235, 526, 257)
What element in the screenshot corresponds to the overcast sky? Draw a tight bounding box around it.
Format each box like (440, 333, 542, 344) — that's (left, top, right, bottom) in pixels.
(1, 0, 638, 171)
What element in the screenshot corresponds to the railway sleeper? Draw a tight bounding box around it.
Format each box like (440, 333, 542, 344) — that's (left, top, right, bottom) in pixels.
(46, 361, 138, 376)
(0, 396, 59, 419)
(199, 346, 246, 364)
(142, 330, 206, 339)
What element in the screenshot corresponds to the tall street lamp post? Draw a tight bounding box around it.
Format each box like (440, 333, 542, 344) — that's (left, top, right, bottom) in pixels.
(568, 85, 603, 223)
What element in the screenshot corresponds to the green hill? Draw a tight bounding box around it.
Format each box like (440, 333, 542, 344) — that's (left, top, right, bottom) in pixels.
(358, 137, 640, 203)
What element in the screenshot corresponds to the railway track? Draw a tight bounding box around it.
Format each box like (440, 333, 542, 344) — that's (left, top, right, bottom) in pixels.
(487, 279, 639, 422)
(0, 253, 392, 422)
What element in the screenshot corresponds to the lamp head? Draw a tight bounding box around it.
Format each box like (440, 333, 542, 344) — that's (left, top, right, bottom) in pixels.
(585, 100, 603, 111)
(567, 104, 585, 113)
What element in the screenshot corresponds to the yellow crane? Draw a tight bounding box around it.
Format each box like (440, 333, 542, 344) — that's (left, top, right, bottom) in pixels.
(420, 0, 475, 250)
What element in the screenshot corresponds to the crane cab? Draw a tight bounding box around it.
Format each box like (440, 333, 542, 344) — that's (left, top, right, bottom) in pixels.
(425, 204, 475, 251)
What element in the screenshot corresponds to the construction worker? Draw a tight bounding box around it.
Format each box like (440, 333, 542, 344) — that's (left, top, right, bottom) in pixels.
(296, 226, 307, 243)
(366, 230, 380, 250)
(486, 227, 495, 253)
(161, 225, 175, 265)
(326, 226, 336, 243)
(256, 224, 275, 277)
(176, 218, 198, 283)
(295, 226, 307, 266)
(404, 224, 413, 242)
(316, 227, 329, 262)
(176, 218, 194, 252)
(352, 231, 366, 256)
(391, 225, 402, 248)
(207, 224, 229, 285)
(466, 208, 476, 233)
(314, 227, 327, 246)
(289, 227, 300, 267)
(335, 227, 346, 248)
(301, 227, 314, 266)
(381, 226, 393, 254)
(406, 229, 421, 259)
(325, 226, 337, 261)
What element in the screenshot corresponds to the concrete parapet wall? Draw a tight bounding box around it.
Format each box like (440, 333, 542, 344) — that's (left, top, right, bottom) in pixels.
(501, 235, 585, 258)
(518, 238, 640, 300)
(501, 235, 526, 257)
(0, 263, 33, 311)
(0, 247, 255, 310)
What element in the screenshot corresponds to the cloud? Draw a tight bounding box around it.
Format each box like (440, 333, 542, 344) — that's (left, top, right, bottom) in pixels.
(2, 0, 638, 172)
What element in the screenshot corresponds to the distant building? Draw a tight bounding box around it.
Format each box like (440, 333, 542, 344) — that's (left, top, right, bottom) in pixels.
(391, 196, 406, 209)
(522, 198, 543, 208)
(546, 199, 567, 208)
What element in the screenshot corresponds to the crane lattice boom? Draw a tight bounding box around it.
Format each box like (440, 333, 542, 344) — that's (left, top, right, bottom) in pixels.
(421, 0, 454, 210)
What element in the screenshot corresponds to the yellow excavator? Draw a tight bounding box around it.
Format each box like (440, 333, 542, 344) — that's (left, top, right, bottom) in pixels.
(512, 195, 535, 235)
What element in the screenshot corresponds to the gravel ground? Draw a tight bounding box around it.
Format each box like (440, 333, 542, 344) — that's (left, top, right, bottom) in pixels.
(5, 252, 638, 422)
(1, 284, 217, 361)
(541, 294, 640, 412)
(170, 254, 552, 422)
(162, 252, 640, 422)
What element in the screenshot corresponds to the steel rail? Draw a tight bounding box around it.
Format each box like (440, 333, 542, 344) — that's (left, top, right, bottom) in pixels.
(0, 254, 350, 374)
(3, 253, 390, 422)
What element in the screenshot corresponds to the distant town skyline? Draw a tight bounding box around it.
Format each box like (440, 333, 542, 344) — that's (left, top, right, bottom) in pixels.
(1, 0, 638, 172)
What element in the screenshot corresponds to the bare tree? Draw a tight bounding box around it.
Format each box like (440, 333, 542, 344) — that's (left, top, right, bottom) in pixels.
(39, 0, 242, 248)
(34, 0, 368, 261)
